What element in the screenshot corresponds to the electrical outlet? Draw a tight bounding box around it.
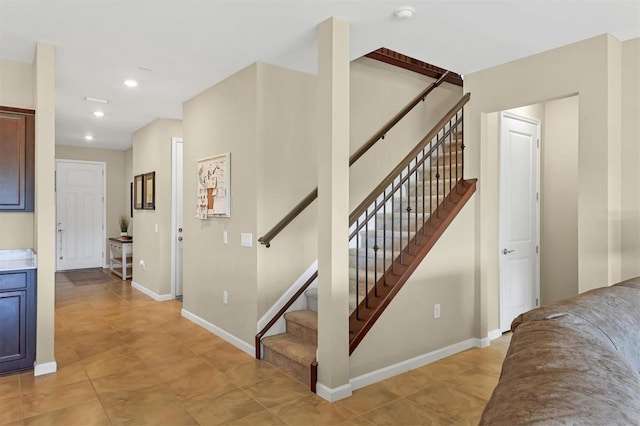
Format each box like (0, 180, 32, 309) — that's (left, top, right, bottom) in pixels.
(223, 290, 228, 305)
(434, 303, 441, 319)
(139, 260, 146, 269)
(241, 233, 252, 247)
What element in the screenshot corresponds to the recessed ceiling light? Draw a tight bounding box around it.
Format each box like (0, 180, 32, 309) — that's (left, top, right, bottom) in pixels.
(84, 135, 94, 141)
(124, 79, 138, 88)
(93, 111, 104, 117)
(84, 96, 109, 104)
(395, 6, 415, 19)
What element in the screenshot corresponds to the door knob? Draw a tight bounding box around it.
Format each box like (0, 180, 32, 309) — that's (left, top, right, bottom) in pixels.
(178, 236, 183, 241)
(502, 248, 514, 255)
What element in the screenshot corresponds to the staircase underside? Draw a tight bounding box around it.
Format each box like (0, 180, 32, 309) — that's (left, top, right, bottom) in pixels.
(348, 178, 477, 354)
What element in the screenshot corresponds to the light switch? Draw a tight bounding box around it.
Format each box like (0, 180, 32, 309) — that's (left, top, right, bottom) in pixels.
(241, 233, 252, 247)
(223, 231, 228, 244)
(154, 224, 158, 233)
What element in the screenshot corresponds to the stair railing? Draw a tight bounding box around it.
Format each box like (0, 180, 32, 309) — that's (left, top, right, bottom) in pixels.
(348, 93, 470, 322)
(258, 71, 451, 248)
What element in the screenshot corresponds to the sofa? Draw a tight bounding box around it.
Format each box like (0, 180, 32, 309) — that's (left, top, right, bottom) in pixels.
(480, 277, 640, 425)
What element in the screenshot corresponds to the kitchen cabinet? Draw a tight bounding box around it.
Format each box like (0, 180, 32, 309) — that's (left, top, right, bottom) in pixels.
(0, 107, 35, 212)
(0, 250, 37, 374)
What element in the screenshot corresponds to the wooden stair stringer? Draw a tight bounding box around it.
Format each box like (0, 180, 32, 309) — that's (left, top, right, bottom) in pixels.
(348, 179, 477, 355)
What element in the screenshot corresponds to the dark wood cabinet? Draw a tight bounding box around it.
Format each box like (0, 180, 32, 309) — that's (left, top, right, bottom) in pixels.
(0, 106, 35, 212)
(0, 269, 36, 374)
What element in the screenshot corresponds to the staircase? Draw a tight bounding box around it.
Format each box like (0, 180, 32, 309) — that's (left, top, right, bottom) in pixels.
(256, 67, 476, 392)
(262, 310, 317, 386)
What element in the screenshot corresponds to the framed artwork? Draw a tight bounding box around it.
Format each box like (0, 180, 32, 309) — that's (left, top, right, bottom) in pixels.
(196, 153, 230, 219)
(134, 175, 143, 210)
(143, 172, 156, 210)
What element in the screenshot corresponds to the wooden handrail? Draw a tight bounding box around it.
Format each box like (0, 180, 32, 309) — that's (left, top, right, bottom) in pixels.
(254, 270, 318, 359)
(258, 189, 317, 248)
(349, 71, 450, 166)
(258, 73, 451, 248)
(349, 92, 471, 225)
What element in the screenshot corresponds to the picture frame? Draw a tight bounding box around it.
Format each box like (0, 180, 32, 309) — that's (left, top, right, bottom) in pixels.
(134, 175, 143, 210)
(196, 153, 230, 219)
(143, 172, 156, 210)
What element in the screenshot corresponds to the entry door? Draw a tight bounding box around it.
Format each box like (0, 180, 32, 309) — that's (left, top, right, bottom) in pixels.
(56, 161, 104, 271)
(499, 113, 540, 332)
(172, 138, 184, 297)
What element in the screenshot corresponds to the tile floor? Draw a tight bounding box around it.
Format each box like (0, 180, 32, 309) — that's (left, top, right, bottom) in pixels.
(0, 272, 510, 425)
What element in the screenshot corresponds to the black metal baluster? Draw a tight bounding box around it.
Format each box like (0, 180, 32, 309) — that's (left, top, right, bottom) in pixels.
(365, 211, 369, 309)
(422, 147, 427, 234)
(406, 164, 411, 256)
(391, 181, 395, 274)
(449, 118, 453, 195)
(399, 175, 403, 264)
(355, 219, 360, 320)
(455, 117, 459, 192)
(429, 139, 433, 227)
(373, 199, 378, 297)
(436, 133, 441, 217)
(383, 189, 387, 286)
(461, 109, 465, 180)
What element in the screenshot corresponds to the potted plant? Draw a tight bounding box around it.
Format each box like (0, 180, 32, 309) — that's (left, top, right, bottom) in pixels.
(119, 215, 130, 237)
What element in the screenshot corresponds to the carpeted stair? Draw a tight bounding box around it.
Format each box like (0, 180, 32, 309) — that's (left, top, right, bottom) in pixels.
(261, 310, 317, 386)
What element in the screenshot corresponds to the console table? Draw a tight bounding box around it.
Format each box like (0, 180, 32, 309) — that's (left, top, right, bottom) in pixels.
(109, 237, 133, 280)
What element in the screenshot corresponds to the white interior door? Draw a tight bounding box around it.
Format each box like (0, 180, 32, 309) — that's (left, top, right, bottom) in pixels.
(56, 160, 105, 271)
(499, 113, 540, 332)
(172, 138, 184, 297)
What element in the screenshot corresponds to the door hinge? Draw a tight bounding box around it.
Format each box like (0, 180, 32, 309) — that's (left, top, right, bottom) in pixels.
(536, 245, 539, 254)
(537, 139, 540, 148)
(536, 192, 539, 201)
(536, 298, 539, 306)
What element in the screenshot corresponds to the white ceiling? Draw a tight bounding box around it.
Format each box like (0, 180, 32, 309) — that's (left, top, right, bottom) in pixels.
(1, 0, 638, 150)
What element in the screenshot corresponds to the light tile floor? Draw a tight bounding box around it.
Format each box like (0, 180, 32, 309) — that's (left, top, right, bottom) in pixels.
(0, 272, 510, 425)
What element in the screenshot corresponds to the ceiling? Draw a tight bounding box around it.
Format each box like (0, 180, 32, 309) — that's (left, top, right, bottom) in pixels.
(1, 1, 638, 150)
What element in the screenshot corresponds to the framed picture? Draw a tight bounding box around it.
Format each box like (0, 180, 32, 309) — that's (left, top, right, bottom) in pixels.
(143, 172, 155, 210)
(196, 153, 230, 219)
(134, 175, 143, 210)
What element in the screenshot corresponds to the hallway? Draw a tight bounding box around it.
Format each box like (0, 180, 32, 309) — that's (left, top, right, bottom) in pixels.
(0, 273, 509, 425)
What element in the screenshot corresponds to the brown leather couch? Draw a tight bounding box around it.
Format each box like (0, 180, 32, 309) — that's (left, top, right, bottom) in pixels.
(480, 277, 640, 425)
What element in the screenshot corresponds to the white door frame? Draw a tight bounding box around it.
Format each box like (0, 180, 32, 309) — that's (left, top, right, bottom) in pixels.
(171, 137, 183, 298)
(498, 112, 541, 331)
(55, 159, 107, 270)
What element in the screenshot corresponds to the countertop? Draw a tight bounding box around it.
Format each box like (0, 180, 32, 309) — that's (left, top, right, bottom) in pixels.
(0, 249, 37, 271)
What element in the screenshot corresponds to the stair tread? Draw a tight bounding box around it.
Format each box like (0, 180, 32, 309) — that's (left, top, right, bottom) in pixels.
(262, 333, 316, 366)
(284, 310, 317, 332)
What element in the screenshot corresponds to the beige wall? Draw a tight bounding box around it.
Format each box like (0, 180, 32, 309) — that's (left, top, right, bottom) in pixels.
(0, 59, 35, 249)
(465, 34, 624, 337)
(33, 42, 57, 372)
(55, 145, 128, 266)
(542, 96, 579, 303)
(183, 64, 259, 344)
(132, 119, 182, 297)
(256, 63, 318, 317)
(124, 148, 133, 234)
(621, 38, 640, 279)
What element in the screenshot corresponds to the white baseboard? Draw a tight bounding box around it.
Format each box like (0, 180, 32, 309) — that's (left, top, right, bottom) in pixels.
(34, 361, 57, 376)
(316, 382, 353, 402)
(132, 281, 173, 302)
(477, 328, 503, 348)
(350, 337, 480, 391)
(181, 308, 254, 357)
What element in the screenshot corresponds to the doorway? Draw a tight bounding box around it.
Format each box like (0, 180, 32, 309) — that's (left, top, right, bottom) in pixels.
(171, 137, 184, 299)
(56, 160, 105, 271)
(499, 112, 540, 332)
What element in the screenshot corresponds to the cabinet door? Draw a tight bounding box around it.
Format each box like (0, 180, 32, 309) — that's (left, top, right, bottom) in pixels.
(0, 109, 34, 211)
(0, 289, 27, 366)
